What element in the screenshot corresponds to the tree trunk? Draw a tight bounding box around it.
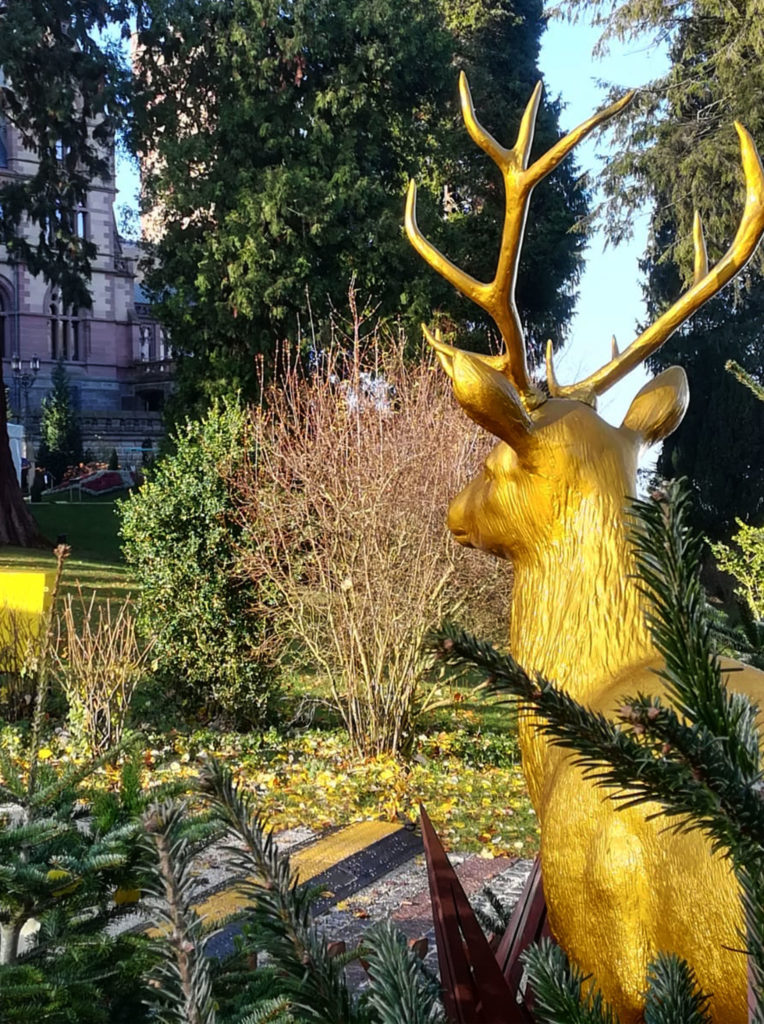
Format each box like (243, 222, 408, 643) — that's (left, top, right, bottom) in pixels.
(0, 360, 47, 547)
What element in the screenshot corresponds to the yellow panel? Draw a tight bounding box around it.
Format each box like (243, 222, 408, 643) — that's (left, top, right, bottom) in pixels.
(0, 570, 54, 617)
(0, 571, 55, 668)
(292, 820, 399, 883)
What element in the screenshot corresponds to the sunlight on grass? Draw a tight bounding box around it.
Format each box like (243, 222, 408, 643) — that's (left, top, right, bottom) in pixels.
(0, 500, 133, 602)
(0, 721, 538, 857)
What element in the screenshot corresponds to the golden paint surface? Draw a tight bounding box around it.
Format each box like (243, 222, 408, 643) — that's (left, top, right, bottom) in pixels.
(406, 77, 764, 1019)
(449, 394, 763, 1023)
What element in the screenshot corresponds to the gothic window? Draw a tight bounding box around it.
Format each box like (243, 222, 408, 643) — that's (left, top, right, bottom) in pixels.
(49, 296, 80, 361)
(50, 302, 59, 359)
(55, 139, 72, 163)
(46, 200, 82, 244)
(139, 324, 155, 361)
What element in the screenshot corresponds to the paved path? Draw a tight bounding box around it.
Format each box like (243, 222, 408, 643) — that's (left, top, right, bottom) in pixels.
(127, 817, 534, 970)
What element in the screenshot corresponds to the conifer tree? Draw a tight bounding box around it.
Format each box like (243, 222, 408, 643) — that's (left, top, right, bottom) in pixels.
(0, 0, 133, 545)
(554, 0, 764, 535)
(36, 361, 83, 485)
(727, 360, 764, 404)
(0, 547, 153, 1021)
(141, 759, 445, 1024)
(131, 0, 589, 418)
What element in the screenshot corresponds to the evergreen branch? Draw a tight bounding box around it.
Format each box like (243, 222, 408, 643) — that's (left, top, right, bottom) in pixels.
(643, 953, 712, 1024)
(239, 999, 296, 1024)
(24, 899, 143, 943)
(617, 695, 764, 862)
(520, 938, 616, 1024)
(29, 733, 142, 811)
(0, 748, 25, 800)
(629, 484, 760, 776)
(430, 482, 764, 1018)
(362, 919, 445, 1024)
(725, 359, 764, 402)
(427, 622, 764, 861)
(197, 758, 364, 1024)
(471, 884, 512, 937)
(428, 484, 764, 871)
(0, 930, 152, 1020)
(710, 605, 764, 670)
(55, 850, 128, 874)
(742, 867, 764, 1023)
(142, 800, 216, 1024)
(0, 819, 71, 851)
(735, 602, 764, 662)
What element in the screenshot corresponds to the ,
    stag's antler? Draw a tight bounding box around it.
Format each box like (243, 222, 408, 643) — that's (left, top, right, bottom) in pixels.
(405, 73, 633, 410)
(546, 122, 764, 403)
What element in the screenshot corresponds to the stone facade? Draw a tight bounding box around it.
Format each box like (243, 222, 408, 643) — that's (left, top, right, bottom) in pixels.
(0, 110, 171, 461)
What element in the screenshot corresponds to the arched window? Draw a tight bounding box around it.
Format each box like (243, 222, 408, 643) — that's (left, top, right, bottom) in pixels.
(71, 310, 80, 361)
(0, 292, 6, 358)
(49, 296, 80, 361)
(139, 324, 155, 361)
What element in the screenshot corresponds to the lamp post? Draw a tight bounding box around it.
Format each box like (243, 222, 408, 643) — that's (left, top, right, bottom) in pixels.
(10, 354, 40, 442)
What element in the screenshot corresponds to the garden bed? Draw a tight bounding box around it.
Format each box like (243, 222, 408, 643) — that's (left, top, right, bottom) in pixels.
(0, 717, 538, 858)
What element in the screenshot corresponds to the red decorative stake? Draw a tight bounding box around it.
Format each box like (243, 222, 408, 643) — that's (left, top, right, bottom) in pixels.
(420, 805, 547, 1022)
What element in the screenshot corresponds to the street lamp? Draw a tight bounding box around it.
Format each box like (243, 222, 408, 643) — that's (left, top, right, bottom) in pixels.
(11, 354, 40, 433)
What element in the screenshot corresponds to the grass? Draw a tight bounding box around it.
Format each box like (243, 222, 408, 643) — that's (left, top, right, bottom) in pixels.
(0, 497, 132, 603)
(32, 494, 128, 563)
(0, 646, 537, 856)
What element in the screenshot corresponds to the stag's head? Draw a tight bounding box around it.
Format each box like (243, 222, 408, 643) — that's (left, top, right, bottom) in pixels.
(406, 74, 764, 564)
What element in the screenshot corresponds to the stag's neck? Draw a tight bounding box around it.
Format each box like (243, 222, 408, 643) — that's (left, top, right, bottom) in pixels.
(509, 495, 654, 810)
(509, 500, 653, 704)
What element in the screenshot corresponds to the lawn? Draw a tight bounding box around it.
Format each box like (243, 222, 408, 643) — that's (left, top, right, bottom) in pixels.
(0, 496, 132, 603)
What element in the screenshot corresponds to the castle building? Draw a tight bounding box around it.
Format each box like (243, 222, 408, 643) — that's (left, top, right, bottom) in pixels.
(0, 107, 170, 463)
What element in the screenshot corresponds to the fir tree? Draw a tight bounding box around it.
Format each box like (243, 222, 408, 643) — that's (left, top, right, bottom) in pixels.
(36, 361, 83, 485)
(553, 0, 764, 535)
(0, 547, 154, 1022)
(141, 758, 444, 1023)
(726, 361, 764, 403)
(644, 248, 764, 536)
